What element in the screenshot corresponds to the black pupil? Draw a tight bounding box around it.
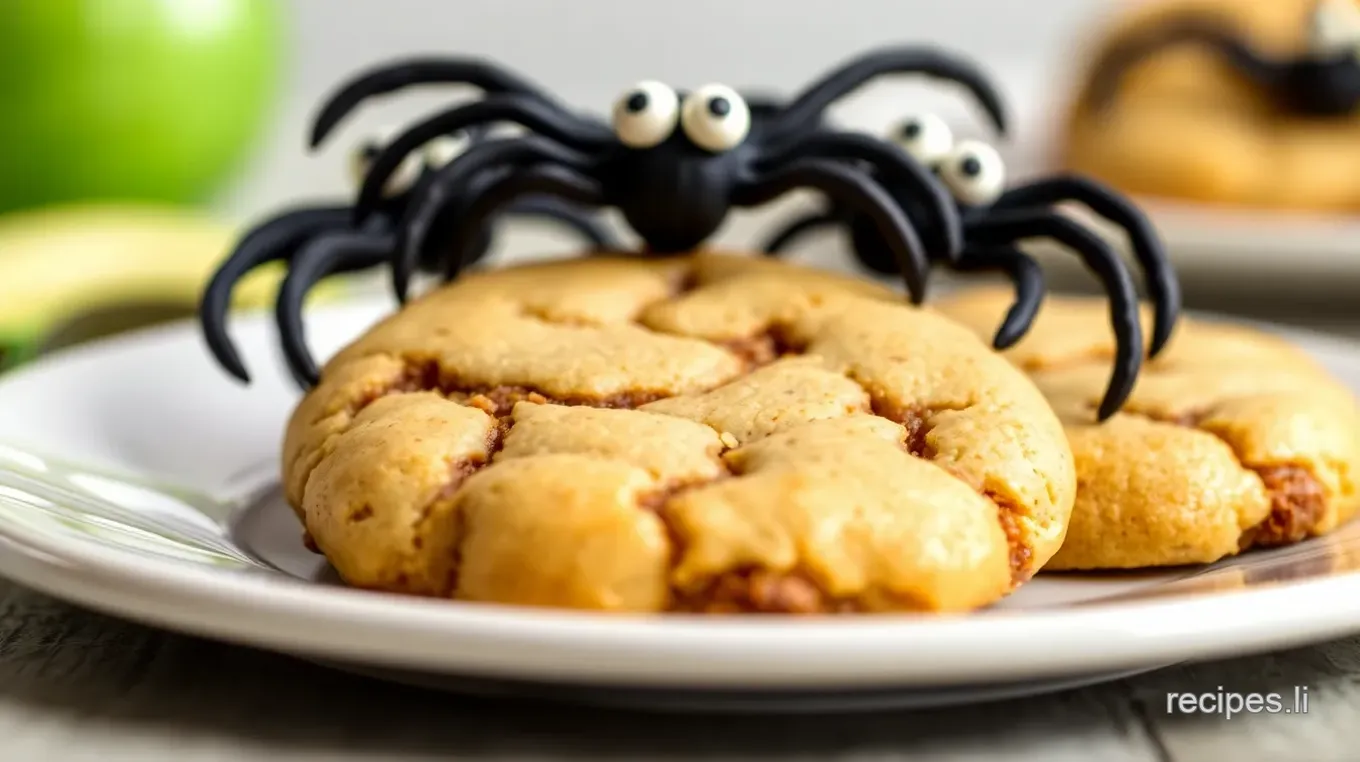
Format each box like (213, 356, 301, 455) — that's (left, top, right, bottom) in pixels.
(626, 92, 649, 113)
(901, 121, 922, 139)
(960, 156, 982, 177)
(360, 144, 381, 161)
(708, 97, 731, 117)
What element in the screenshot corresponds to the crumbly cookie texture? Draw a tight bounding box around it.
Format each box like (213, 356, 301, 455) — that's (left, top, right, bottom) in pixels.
(1061, 0, 1360, 210)
(935, 287, 1360, 570)
(282, 253, 1077, 613)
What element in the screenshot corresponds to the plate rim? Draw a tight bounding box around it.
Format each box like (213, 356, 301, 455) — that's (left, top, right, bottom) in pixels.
(0, 303, 1358, 690)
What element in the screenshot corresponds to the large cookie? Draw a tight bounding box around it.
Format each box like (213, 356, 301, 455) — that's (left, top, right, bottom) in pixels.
(935, 287, 1360, 570)
(1060, 0, 1360, 210)
(282, 254, 1076, 613)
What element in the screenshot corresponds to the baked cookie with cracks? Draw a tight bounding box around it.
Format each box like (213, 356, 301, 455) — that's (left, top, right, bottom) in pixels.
(935, 286, 1360, 570)
(1060, 0, 1360, 211)
(283, 253, 1077, 613)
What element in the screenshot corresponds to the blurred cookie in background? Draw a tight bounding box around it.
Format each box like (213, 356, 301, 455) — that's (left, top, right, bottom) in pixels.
(1059, 0, 1360, 211)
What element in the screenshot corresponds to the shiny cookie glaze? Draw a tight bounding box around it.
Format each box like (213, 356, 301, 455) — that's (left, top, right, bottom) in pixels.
(282, 253, 1076, 613)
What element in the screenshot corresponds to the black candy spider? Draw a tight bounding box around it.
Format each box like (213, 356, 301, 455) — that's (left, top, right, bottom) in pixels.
(760, 113, 1181, 421)
(328, 46, 1009, 309)
(1084, 0, 1360, 117)
(198, 126, 619, 389)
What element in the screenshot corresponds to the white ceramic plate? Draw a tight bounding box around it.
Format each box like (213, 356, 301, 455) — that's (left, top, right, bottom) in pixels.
(0, 300, 1358, 712)
(1131, 198, 1360, 290)
(1005, 90, 1360, 297)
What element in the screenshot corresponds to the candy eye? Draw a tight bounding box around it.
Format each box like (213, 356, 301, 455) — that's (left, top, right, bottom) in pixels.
(612, 81, 680, 148)
(1309, 0, 1360, 55)
(422, 134, 469, 169)
(939, 140, 1006, 206)
(680, 84, 751, 153)
(890, 113, 954, 166)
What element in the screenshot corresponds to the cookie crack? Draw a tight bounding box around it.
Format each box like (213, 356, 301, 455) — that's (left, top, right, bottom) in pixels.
(404, 419, 511, 596)
(1130, 408, 1330, 548)
(670, 566, 864, 614)
(849, 376, 1034, 583)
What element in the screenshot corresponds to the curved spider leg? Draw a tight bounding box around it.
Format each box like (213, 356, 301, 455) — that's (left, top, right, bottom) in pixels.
(419, 187, 496, 275)
(990, 174, 1180, 356)
(309, 57, 557, 148)
(742, 91, 788, 134)
(354, 93, 607, 223)
(198, 205, 352, 383)
(390, 135, 595, 302)
(276, 231, 394, 388)
(737, 159, 930, 304)
(948, 245, 1047, 350)
(766, 46, 1008, 146)
(760, 131, 963, 258)
(1082, 15, 1284, 112)
(438, 165, 606, 284)
(759, 210, 843, 255)
(500, 196, 620, 250)
(967, 210, 1143, 421)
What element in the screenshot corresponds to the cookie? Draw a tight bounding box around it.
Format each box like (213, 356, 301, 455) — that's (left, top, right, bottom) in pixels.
(282, 253, 1077, 613)
(1060, 0, 1360, 210)
(935, 287, 1360, 570)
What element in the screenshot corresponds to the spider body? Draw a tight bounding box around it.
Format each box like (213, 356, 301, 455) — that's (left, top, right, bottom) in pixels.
(198, 127, 618, 389)
(761, 114, 1181, 421)
(218, 46, 1013, 389)
(308, 46, 1008, 307)
(593, 101, 758, 253)
(1084, 0, 1360, 118)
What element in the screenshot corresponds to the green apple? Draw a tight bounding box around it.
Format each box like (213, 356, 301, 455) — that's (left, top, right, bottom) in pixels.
(0, 0, 283, 213)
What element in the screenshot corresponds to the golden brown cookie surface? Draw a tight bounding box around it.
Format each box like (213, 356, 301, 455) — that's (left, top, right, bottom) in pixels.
(1061, 0, 1360, 210)
(283, 254, 1077, 613)
(935, 287, 1360, 569)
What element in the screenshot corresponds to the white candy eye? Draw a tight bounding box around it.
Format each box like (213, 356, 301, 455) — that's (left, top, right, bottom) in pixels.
(680, 84, 751, 153)
(1309, 0, 1360, 56)
(612, 81, 680, 148)
(422, 134, 469, 169)
(890, 113, 954, 166)
(939, 140, 1006, 206)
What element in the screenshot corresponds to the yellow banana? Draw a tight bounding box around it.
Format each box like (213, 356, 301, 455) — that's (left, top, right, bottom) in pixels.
(0, 202, 349, 339)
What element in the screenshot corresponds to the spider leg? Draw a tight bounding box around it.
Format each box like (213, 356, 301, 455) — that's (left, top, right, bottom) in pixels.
(276, 232, 393, 388)
(198, 205, 351, 383)
(309, 57, 557, 148)
(949, 245, 1046, 350)
(766, 46, 1008, 146)
(501, 196, 620, 250)
(389, 135, 596, 302)
(435, 165, 606, 284)
(967, 211, 1142, 421)
(412, 181, 495, 275)
(738, 159, 930, 304)
(759, 210, 842, 255)
(759, 131, 963, 258)
(1083, 14, 1285, 111)
(992, 175, 1180, 356)
(354, 94, 604, 223)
